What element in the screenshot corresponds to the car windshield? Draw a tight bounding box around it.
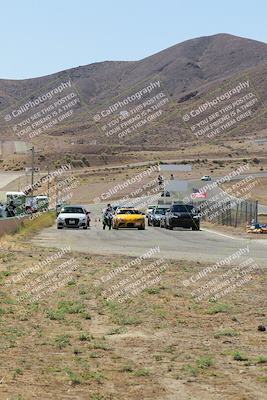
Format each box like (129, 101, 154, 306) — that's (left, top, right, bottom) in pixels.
(117, 209, 141, 215)
(155, 208, 167, 214)
(172, 205, 194, 212)
(61, 207, 84, 214)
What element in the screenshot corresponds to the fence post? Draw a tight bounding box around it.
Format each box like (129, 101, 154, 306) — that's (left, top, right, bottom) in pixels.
(255, 201, 258, 223)
(228, 201, 232, 226)
(235, 203, 239, 228)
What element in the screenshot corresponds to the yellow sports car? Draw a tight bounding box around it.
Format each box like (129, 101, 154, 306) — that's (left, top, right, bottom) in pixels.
(113, 208, 145, 230)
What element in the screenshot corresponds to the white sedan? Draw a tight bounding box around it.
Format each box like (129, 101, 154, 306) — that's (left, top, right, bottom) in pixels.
(57, 205, 90, 229)
(201, 175, 212, 181)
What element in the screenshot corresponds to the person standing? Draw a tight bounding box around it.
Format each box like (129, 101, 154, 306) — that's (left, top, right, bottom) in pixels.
(158, 174, 163, 187)
(102, 204, 113, 230)
(6, 200, 16, 217)
(0, 202, 5, 218)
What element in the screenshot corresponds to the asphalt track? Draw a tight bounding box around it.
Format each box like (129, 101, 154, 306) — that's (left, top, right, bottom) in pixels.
(0, 170, 265, 267)
(32, 202, 267, 267)
(0, 172, 23, 189)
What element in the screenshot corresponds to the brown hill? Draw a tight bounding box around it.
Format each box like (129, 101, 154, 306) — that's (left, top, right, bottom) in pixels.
(2, 34, 267, 105)
(0, 33, 267, 167)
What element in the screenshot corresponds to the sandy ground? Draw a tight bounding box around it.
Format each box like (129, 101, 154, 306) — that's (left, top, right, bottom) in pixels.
(222, 177, 267, 206)
(0, 158, 266, 400)
(1, 135, 266, 174)
(0, 227, 266, 400)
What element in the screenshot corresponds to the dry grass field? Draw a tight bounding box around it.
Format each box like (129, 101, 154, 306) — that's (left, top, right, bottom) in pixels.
(0, 215, 266, 400)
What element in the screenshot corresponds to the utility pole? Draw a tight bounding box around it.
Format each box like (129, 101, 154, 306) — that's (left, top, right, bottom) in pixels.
(163, 178, 166, 205)
(55, 176, 58, 208)
(31, 146, 35, 198)
(47, 165, 50, 206)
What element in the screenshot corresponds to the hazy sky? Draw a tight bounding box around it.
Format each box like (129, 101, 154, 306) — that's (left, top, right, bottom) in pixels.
(1, 0, 267, 80)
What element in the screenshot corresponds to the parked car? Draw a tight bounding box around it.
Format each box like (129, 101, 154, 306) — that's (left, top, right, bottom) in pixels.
(201, 175, 211, 181)
(146, 205, 157, 218)
(25, 195, 49, 214)
(57, 205, 90, 229)
(160, 203, 200, 230)
(113, 208, 145, 230)
(148, 206, 169, 226)
(36, 195, 49, 212)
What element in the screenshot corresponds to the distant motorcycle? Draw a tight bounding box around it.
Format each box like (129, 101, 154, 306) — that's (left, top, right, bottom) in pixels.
(103, 212, 113, 230)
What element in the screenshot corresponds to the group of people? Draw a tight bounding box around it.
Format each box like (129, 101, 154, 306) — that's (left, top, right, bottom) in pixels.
(157, 174, 175, 187)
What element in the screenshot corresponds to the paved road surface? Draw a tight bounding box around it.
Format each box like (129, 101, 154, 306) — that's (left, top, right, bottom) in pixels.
(1, 167, 264, 266)
(0, 172, 23, 189)
(166, 175, 267, 214)
(33, 203, 267, 267)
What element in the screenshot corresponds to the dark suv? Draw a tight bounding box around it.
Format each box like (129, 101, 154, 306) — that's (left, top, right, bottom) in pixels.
(160, 204, 200, 230)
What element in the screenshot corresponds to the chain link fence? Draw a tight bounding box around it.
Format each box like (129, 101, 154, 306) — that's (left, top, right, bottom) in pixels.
(193, 198, 258, 227)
